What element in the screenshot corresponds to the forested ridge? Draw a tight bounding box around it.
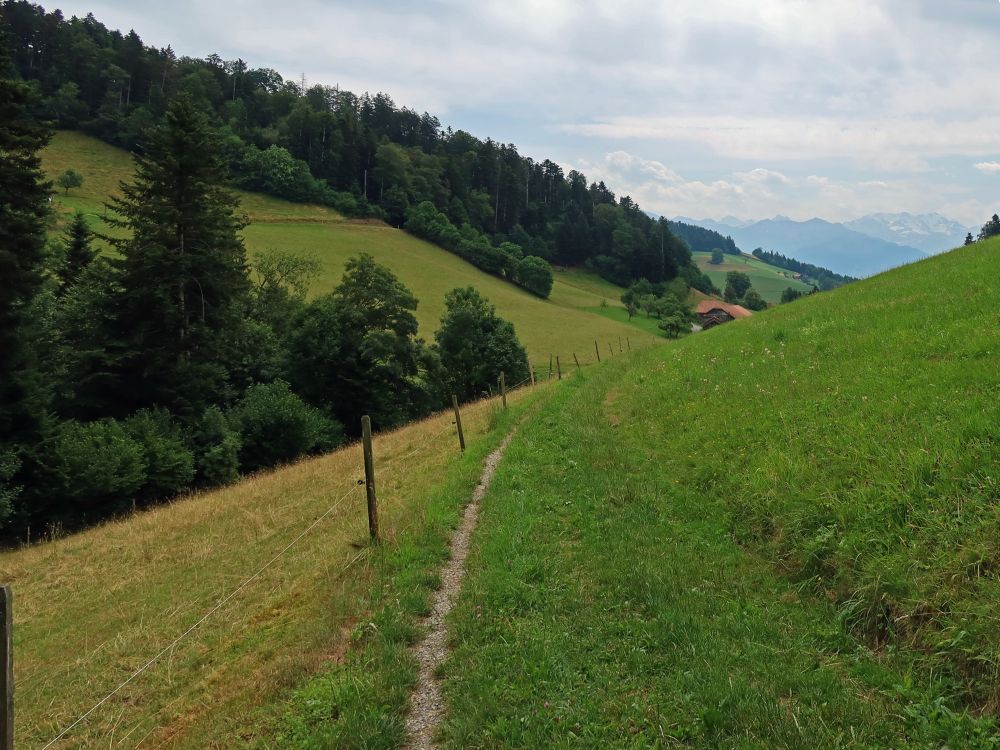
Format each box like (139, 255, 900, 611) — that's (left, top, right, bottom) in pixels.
(0, 15, 539, 538)
(0, 0, 712, 293)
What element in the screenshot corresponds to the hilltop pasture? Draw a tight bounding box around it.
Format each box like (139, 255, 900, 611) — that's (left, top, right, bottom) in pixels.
(40, 131, 647, 370)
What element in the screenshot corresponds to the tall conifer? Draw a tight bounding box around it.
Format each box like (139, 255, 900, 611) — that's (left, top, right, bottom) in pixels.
(105, 96, 250, 418)
(0, 25, 50, 444)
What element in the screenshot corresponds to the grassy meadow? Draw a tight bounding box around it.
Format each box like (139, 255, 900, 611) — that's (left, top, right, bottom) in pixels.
(0, 384, 548, 748)
(694, 250, 813, 303)
(40, 131, 648, 371)
(433, 239, 1000, 747)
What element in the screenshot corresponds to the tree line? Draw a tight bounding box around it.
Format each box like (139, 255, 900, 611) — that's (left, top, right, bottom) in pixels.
(750, 248, 853, 291)
(0, 1, 713, 294)
(0, 32, 530, 538)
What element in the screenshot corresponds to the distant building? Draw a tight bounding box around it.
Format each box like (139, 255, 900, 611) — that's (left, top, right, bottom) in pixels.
(696, 300, 753, 329)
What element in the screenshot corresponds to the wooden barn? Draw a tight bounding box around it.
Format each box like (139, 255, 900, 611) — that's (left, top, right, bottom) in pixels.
(696, 300, 753, 329)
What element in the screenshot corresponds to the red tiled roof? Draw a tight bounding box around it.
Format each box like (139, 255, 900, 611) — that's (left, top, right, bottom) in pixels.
(696, 300, 753, 318)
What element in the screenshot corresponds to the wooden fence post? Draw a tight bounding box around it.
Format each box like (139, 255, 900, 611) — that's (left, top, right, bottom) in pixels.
(361, 416, 379, 543)
(500, 371, 508, 409)
(595, 340, 601, 362)
(619, 337, 623, 353)
(1, 585, 12, 750)
(451, 395, 466, 452)
(627, 337, 631, 352)
(548, 355, 553, 379)
(529, 363, 535, 386)
(608, 342, 614, 358)
(556, 356, 562, 380)
(573, 353, 581, 371)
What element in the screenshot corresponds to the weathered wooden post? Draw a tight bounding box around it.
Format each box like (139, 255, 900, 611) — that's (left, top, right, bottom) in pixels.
(529, 363, 535, 386)
(608, 342, 614, 358)
(573, 353, 581, 371)
(548, 355, 553, 379)
(451, 395, 466, 451)
(619, 337, 623, 353)
(595, 340, 601, 362)
(500, 371, 508, 409)
(556, 356, 562, 380)
(361, 416, 379, 542)
(627, 337, 632, 352)
(1, 585, 12, 750)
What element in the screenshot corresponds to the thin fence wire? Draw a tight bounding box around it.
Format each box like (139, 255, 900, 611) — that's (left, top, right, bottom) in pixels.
(41, 481, 363, 749)
(35, 378, 556, 747)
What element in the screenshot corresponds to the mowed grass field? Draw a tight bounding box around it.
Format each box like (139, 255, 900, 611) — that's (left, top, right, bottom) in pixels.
(432, 240, 1000, 746)
(694, 250, 813, 303)
(40, 131, 646, 370)
(0, 383, 548, 748)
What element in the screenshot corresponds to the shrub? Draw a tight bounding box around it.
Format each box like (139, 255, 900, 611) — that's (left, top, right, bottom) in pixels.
(0, 448, 20, 525)
(42, 419, 147, 516)
(515, 255, 554, 298)
(124, 409, 195, 502)
(230, 381, 343, 473)
(189, 406, 241, 487)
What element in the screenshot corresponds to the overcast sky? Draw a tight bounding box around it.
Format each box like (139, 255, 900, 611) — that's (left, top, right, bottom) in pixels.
(47, 0, 1000, 225)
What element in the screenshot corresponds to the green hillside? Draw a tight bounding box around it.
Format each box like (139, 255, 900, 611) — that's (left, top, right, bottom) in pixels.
(430, 239, 1000, 746)
(41, 131, 646, 369)
(695, 250, 813, 303)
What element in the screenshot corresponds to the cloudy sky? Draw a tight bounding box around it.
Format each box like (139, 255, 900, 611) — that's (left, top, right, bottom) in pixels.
(49, 0, 1000, 225)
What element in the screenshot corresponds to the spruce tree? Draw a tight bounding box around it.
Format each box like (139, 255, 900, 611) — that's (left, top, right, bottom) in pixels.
(0, 26, 51, 446)
(58, 211, 96, 292)
(105, 96, 250, 418)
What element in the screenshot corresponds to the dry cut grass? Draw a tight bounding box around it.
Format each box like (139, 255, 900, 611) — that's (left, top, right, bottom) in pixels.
(0, 385, 539, 748)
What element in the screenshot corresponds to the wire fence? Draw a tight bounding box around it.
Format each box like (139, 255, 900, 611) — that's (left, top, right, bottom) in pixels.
(7, 353, 632, 748)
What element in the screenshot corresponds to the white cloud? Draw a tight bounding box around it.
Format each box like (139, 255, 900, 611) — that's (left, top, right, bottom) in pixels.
(974, 162, 1000, 175)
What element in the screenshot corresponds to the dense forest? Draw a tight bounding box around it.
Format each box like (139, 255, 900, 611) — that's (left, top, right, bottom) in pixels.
(0, 0, 713, 292)
(667, 220, 741, 255)
(751, 248, 855, 291)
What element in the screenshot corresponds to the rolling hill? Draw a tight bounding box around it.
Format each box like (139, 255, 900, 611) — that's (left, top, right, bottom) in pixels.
(679, 215, 929, 277)
(693, 250, 814, 303)
(40, 131, 648, 371)
(11, 232, 1000, 747)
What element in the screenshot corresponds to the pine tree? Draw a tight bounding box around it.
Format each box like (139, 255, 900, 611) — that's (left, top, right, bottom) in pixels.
(104, 96, 250, 418)
(0, 25, 51, 446)
(58, 211, 96, 292)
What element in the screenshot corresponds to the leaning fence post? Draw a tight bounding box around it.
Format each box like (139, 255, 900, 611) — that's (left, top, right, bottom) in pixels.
(595, 340, 601, 362)
(573, 353, 581, 371)
(556, 356, 562, 380)
(451, 395, 466, 451)
(1, 585, 12, 750)
(500, 371, 508, 409)
(608, 342, 614, 358)
(361, 416, 379, 543)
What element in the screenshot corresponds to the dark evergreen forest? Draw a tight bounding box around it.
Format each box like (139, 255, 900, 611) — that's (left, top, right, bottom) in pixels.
(0, 0, 715, 292)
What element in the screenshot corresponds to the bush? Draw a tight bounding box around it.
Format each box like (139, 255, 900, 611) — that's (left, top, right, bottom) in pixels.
(515, 255, 554, 298)
(124, 409, 195, 502)
(230, 381, 343, 473)
(0, 448, 20, 525)
(42, 419, 147, 516)
(189, 406, 241, 487)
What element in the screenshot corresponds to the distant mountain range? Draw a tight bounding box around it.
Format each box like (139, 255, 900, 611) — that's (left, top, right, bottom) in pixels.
(673, 213, 974, 278)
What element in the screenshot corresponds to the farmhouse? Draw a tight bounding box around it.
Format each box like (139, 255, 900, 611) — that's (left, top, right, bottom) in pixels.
(696, 300, 753, 329)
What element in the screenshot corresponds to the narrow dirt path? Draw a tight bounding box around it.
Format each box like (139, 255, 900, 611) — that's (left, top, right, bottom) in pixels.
(402, 430, 516, 750)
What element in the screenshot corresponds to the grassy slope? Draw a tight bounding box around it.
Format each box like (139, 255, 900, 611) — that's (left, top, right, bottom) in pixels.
(695, 251, 814, 303)
(41, 131, 645, 369)
(440, 240, 1000, 747)
(0, 384, 548, 748)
